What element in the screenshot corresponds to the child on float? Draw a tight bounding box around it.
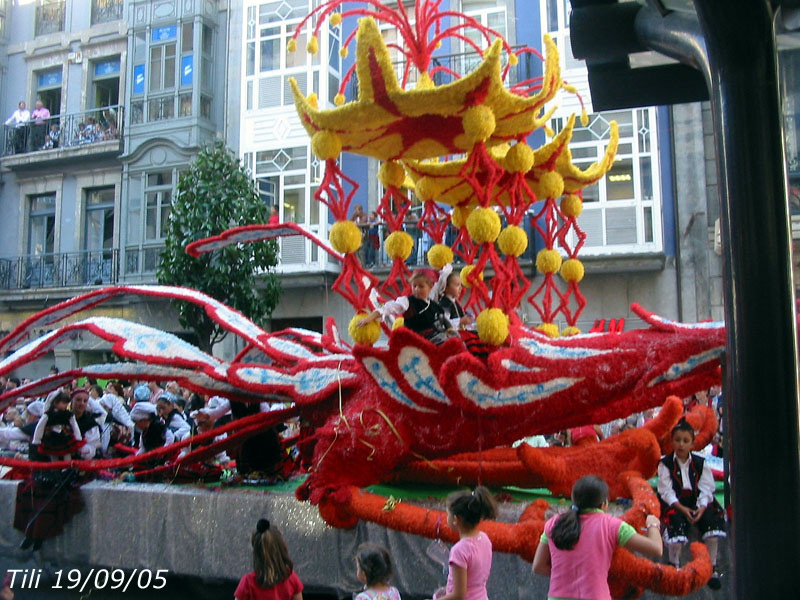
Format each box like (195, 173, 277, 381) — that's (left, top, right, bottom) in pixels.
(129, 401, 174, 454)
(30, 390, 84, 460)
(357, 269, 454, 344)
(235, 519, 303, 600)
(657, 418, 726, 589)
(431, 264, 475, 332)
(432, 486, 497, 600)
(354, 542, 401, 600)
(532, 474, 663, 600)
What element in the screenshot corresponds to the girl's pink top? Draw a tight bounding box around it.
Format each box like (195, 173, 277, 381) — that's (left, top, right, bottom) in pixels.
(445, 531, 492, 600)
(544, 512, 622, 600)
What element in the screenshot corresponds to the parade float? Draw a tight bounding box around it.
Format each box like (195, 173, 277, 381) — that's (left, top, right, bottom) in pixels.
(0, 2, 725, 596)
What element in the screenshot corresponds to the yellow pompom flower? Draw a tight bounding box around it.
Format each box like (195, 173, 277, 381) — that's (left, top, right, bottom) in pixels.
(334, 93, 346, 106)
(462, 105, 496, 144)
(536, 323, 560, 338)
(476, 308, 509, 346)
(497, 225, 528, 257)
(329, 220, 362, 254)
(427, 244, 453, 269)
(287, 38, 297, 53)
(306, 35, 319, 55)
(451, 205, 471, 228)
(384, 231, 414, 261)
(508, 53, 519, 66)
(311, 130, 342, 160)
(537, 171, 565, 199)
(329, 12, 342, 26)
(460, 264, 484, 288)
(414, 176, 440, 201)
(349, 312, 381, 345)
(560, 258, 585, 283)
(561, 326, 581, 337)
(536, 249, 562, 274)
(339, 47, 349, 58)
(379, 161, 406, 188)
(392, 317, 405, 330)
(466, 207, 501, 244)
(560, 194, 583, 218)
(504, 143, 534, 173)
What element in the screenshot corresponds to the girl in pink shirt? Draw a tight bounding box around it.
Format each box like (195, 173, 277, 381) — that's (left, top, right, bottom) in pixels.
(532, 475, 663, 600)
(433, 486, 497, 600)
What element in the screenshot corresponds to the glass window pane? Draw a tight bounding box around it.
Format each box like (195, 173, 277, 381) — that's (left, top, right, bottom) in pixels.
(260, 38, 280, 72)
(640, 157, 653, 201)
(31, 194, 56, 212)
(286, 32, 306, 68)
(164, 43, 176, 88)
(150, 46, 162, 90)
(644, 206, 654, 243)
(147, 171, 172, 187)
(160, 192, 171, 237)
(283, 188, 304, 224)
(202, 24, 212, 55)
(182, 22, 193, 52)
(246, 42, 256, 76)
(127, 191, 141, 242)
(179, 93, 192, 116)
(145, 196, 157, 239)
(606, 159, 634, 200)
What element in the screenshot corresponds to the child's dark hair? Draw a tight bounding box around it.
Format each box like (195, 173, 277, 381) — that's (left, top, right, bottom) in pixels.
(356, 542, 393, 587)
(90, 384, 103, 398)
(551, 475, 608, 550)
(446, 271, 461, 287)
(671, 418, 695, 439)
(447, 485, 498, 528)
(251, 519, 292, 588)
(49, 391, 70, 409)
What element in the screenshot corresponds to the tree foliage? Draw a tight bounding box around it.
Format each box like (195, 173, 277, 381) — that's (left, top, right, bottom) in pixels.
(157, 143, 281, 352)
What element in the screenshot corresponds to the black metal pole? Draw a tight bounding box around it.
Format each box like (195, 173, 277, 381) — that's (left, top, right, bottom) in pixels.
(693, 1, 800, 596)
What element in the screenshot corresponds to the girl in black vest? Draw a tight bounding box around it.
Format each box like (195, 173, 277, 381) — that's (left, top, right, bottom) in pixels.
(657, 418, 726, 589)
(357, 269, 454, 344)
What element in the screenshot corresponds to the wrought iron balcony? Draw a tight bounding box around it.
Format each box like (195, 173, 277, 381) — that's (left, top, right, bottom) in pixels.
(123, 245, 166, 278)
(1, 105, 123, 159)
(0, 249, 119, 291)
(91, 0, 123, 25)
(35, 0, 65, 36)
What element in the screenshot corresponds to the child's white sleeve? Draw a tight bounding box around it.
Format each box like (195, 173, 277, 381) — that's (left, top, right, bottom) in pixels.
(431, 263, 453, 300)
(379, 296, 410, 320)
(31, 414, 49, 445)
(69, 415, 83, 441)
(657, 461, 679, 507)
(697, 461, 716, 508)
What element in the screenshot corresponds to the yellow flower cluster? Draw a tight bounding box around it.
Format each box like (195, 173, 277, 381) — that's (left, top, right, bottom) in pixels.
(329, 220, 362, 254)
(497, 225, 528, 257)
(476, 308, 509, 345)
(460, 265, 483, 288)
(466, 208, 501, 244)
(384, 231, 414, 260)
(536, 249, 562, 274)
(427, 244, 453, 269)
(349, 312, 380, 345)
(536, 323, 560, 338)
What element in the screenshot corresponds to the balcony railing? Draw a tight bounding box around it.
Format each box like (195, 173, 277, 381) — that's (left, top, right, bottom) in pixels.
(1, 105, 123, 158)
(124, 245, 166, 278)
(348, 45, 532, 99)
(0, 249, 119, 291)
(91, 0, 123, 25)
(35, 0, 65, 36)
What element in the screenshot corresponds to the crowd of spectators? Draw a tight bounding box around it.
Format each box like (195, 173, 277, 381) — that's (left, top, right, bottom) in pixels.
(3, 99, 119, 155)
(0, 371, 299, 480)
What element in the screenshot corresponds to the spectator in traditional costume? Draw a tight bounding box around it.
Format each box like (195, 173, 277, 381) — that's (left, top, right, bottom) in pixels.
(69, 389, 105, 460)
(156, 392, 191, 441)
(130, 401, 173, 454)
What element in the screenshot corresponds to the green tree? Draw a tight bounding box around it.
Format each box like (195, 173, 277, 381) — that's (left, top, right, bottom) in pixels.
(157, 143, 281, 352)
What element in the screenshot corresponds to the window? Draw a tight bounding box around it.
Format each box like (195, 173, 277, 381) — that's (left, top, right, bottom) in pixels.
(36, 68, 62, 116)
(551, 108, 662, 253)
(91, 58, 121, 108)
(130, 20, 212, 123)
(145, 171, 173, 240)
(248, 145, 323, 265)
(244, 1, 336, 110)
(85, 187, 115, 251)
(28, 193, 56, 255)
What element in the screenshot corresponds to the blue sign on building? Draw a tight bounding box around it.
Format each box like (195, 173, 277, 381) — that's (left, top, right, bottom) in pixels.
(95, 59, 121, 77)
(133, 65, 146, 94)
(151, 25, 178, 42)
(181, 55, 193, 86)
(38, 69, 62, 88)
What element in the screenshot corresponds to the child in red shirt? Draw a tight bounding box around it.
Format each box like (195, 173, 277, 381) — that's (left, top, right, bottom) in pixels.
(235, 519, 303, 600)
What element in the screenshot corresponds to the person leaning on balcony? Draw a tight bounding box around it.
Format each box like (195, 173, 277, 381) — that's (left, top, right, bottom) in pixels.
(4, 101, 30, 154)
(30, 100, 50, 150)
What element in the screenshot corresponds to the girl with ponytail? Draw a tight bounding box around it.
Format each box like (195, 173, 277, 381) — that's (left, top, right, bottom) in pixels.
(235, 519, 303, 600)
(432, 486, 498, 600)
(532, 475, 663, 599)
